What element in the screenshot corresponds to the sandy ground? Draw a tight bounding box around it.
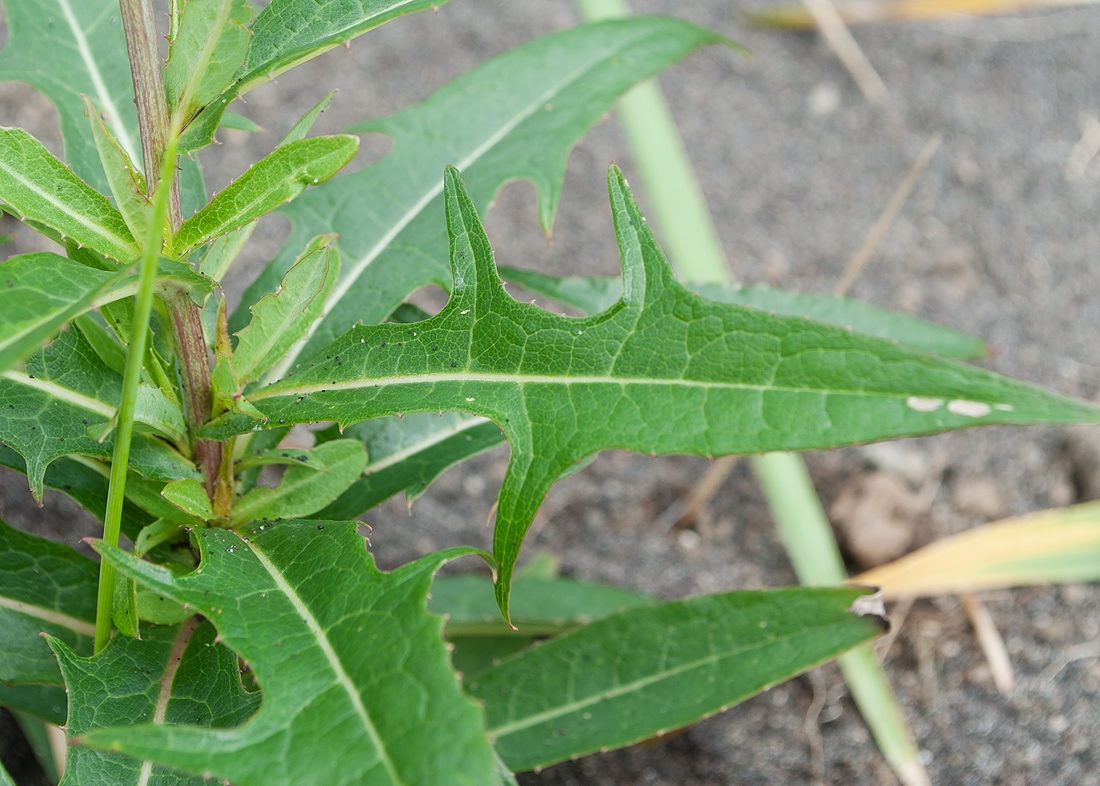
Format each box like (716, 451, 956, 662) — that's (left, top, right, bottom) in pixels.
(3, 1, 1100, 784)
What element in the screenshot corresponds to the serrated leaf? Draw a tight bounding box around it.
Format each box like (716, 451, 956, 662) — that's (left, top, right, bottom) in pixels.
(499, 266, 988, 359)
(0, 252, 127, 373)
(230, 439, 368, 523)
(231, 17, 730, 371)
(162, 478, 216, 521)
(0, 518, 97, 690)
(852, 500, 1100, 597)
(82, 95, 152, 241)
(0, 329, 197, 500)
(0, 0, 142, 192)
(0, 128, 139, 261)
(51, 618, 260, 786)
(233, 236, 339, 383)
(178, 0, 453, 151)
(313, 411, 504, 520)
(85, 523, 497, 786)
(471, 587, 884, 771)
(214, 167, 1100, 619)
(172, 136, 358, 255)
(166, 0, 252, 125)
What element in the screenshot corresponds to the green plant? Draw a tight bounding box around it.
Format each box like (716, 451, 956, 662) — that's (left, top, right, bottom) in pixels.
(0, 1, 1097, 784)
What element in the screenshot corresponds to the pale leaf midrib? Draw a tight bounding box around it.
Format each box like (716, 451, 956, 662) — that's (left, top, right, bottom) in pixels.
(247, 536, 405, 785)
(0, 594, 96, 637)
(1, 369, 117, 418)
(487, 619, 857, 738)
(251, 370, 1001, 407)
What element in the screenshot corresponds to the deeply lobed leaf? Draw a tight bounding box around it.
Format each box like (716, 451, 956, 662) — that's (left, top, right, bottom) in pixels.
(85, 523, 498, 786)
(206, 166, 1100, 619)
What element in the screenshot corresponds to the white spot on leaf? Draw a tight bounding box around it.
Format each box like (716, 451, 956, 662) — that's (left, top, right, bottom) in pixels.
(906, 396, 943, 413)
(947, 400, 992, 418)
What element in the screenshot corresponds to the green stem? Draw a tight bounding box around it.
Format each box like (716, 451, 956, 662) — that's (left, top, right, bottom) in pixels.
(93, 140, 178, 654)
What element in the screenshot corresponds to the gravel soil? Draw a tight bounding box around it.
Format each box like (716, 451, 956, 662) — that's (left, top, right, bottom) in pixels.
(2, 1, 1099, 784)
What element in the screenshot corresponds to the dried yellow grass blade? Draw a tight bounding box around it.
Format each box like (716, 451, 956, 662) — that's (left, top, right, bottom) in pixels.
(748, 0, 1100, 28)
(850, 501, 1100, 598)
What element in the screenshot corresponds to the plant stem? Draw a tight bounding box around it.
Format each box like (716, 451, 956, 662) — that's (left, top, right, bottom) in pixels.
(121, 0, 220, 495)
(93, 144, 177, 654)
(119, 0, 181, 229)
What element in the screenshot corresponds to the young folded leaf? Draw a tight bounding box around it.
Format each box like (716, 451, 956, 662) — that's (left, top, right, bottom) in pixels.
(83, 95, 152, 241)
(232, 16, 733, 367)
(0, 252, 130, 373)
(472, 586, 885, 771)
(166, 0, 252, 126)
(178, 0, 456, 151)
(172, 135, 359, 255)
(212, 166, 1099, 621)
(0, 128, 139, 261)
(86, 523, 497, 786)
(232, 235, 339, 384)
(229, 439, 368, 523)
(50, 618, 260, 786)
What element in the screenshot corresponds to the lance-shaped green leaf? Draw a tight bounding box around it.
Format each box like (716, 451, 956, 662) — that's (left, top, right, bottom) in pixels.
(313, 412, 505, 520)
(0, 252, 128, 373)
(173, 136, 359, 255)
(235, 447, 328, 472)
(50, 618, 261, 786)
(471, 586, 885, 771)
(0, 518, 97, 689)
(162, 478, 216, 521)
(83, 523, 497, 786)
(178, 0, 455, 151)
(83, 95, 152, 241)
(231, 17, 732, 370)
(215, 167, 1100, 619)
(166, 0, 252, 125)
(0, 328, 197, 500)
(498, 266, 988, 360)
(0, 128, 139, 261)
(230, 439, 369, 524)
(233, 236, 339, 384)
